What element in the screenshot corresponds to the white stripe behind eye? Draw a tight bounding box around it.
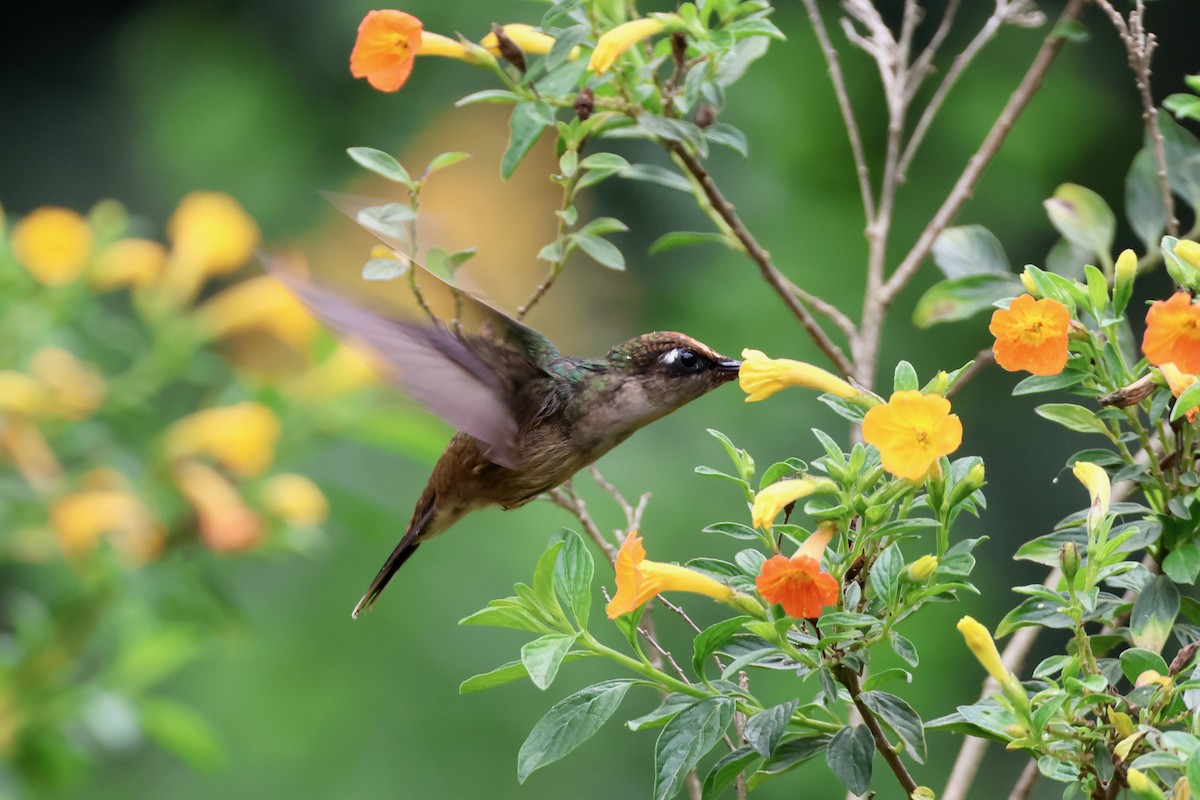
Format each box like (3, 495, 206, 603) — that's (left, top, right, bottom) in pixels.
(660, 349, 680, 365)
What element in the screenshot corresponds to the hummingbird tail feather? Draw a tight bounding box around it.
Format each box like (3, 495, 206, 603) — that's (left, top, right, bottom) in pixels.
(351, 500, 436, 619)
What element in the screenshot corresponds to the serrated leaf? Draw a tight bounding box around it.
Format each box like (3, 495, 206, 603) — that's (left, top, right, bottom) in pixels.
(517, 680, 634, 782)
(653, 698, 734, 800)
(932, 225, 1010, 278)
(521, 633, 579, 691)
(860, 691, 926, 764)
(826, 725, 874, 795)
(744, 700, 798, 759)
(347, 146, 412, 186)
(912, 274, 1021, 328)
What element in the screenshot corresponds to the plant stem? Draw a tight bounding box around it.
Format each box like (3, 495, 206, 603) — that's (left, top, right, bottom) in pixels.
(834, 665, 920, 796)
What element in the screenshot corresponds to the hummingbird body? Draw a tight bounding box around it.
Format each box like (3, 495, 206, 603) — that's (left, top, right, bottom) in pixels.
(271, 251, 739, 617)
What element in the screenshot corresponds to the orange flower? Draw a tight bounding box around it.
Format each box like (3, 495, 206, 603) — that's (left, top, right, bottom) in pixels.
(1143, 292, 1200, 374)
(350, 10, 424, 92)
(605, 531, 732, 618)
(988, 294, 1070, 376)
(755, 524, 838, 619)
(1160, 362, 1199, 422)
(173, 460, 264, 552)
(861, 390, 963, 481)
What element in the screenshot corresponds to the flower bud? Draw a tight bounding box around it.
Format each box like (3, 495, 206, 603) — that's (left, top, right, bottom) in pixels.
(1126, 768, 1167, 800)
(1020, 269, 1039, 297)
(1113, 248, 1137, 313)
(904, 555, 938, 582)
(1175, 239, 1200, 271)
(1059, 541, 1080, 585)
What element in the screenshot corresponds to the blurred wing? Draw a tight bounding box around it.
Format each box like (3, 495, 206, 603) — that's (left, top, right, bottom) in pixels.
(263, 195, 559, 467)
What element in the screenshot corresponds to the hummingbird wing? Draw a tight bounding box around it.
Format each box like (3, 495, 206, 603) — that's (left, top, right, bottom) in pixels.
(265, 197, 559, 468)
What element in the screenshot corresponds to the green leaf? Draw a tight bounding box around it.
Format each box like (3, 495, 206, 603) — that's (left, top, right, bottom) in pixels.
(140, 697, 224, 770)
(113, 629, 203, 692)
(1166, 94, 1200, 123)
(1130, 575, 1180, 653)
(704, 123, 749, 158)
(867, 544, 903, 609)
(744, 700, 798, 759)
(1187, 748, 1200, 798)
(1163, 542, 1200, 584)
(749, 736, 830, 787)
(347, 146, 412, 187)
(532, 541, 568, 622)
(1118, 648, 1170, 684)
(502, 101, 555, 179)
(653, 698, 734, 800)
(553, 529, 594, 628)
(459, 599, 546, 632)
(701, 521, 760, 541)
(1173, 381, 1200, 422)
(460, 653, 595, 694)
(627, 694, 696, 732)
(826, 725, 874, 795)
(912, 274, 1021, 328)
(517, 680, 635, 782)
(578, 217, 629, 237)
(1034, 403, 1110, 435)
(1012, 371, 1088, 395)
(455, 89, 522, 106)
(1158, 114, 1200, 209)
(890, 632, 919, 667)
(1126, 147, 1168, 252)
(692, 616, 753, 676)
(620, 163, 693, 193)
(931, 225, 1010, 278)
(569, 232, 625, 270)
(579, 152, 631, 171)
(426, 151, 471, 173)
(1043, 183, 1116, 262)
(648, 231, 735, 255)
(701, 746, 760, 800)
(638, 115, 709, 158)
(356, 203, 416, 242)
(860, 691, 926, 764)
(1084, 264, 1108, 314)
(521, 633, 579, 691)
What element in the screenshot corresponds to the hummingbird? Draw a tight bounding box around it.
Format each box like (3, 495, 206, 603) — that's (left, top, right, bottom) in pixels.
(270, 208, 741, 618)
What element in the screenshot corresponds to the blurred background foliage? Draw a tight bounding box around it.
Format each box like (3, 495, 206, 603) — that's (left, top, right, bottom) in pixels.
(1, 1, 1199, 798)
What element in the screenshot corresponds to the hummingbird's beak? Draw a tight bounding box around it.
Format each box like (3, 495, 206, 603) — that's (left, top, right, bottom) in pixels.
(716, 358, 742, 375)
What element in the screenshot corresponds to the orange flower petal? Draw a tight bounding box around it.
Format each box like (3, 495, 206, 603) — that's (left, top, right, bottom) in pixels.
(755, 554, 838, 618)
(988, 294, 1070, 376)
(350, 10, 423, 92)
(1143, 292, 1200, 374)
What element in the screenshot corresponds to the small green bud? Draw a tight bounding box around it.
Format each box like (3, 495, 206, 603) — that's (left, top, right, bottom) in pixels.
(1059, 541, 1080, 585)
(1113, 248, 1137, 313)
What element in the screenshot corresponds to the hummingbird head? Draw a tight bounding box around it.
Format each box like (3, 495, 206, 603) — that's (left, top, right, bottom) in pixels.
(606, 332, 741, 412)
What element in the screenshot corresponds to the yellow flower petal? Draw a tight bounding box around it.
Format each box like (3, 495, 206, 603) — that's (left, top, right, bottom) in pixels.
(162, 192, 259, 304)
(164, 402, 281, 477)
(861, 391, 962, 481)
(1175, 239, 1200, 271)
(738, 349, 859, 402)
(481, 24, 559, 57)
(588, 17, 667, 74)
(90, 238, 168, 291)
(417, 31, 475, 59)
(262, 473, 329, 527)
(30, 347, 105, 420)
(1072, 460, 1110, 526)
(1115, 248, 1138, 282)
(50, 489, 163, 563)
(905, 554, 938, 582)
(605, 531, 732, 618)
(751, 478, 819, 531)
(0, 371, 50, 416)
(195, 274, 320, 349)
(956, 616, 1016, 687)
(291, 345, 381, 398)
(11, 206, 93, 286)
(173, 460, 263, 552)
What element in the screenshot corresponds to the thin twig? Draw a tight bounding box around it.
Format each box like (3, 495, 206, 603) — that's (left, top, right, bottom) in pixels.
(947, 348, 996, 398)
(1005, 758, 1041, 800)
(800, 0, 876, 223)
(549, 483, 618, 561)
(882, 0, 1090, 306)
(1093, 0, 1179, 237)
(666, 141, 855, 376)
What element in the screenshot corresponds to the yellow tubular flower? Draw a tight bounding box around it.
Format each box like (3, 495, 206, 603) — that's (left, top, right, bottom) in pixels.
(751, 477, 820, 531)
(90, 238, 168, 291)
(481, 24, 560, 57)
(164, 402, 282, 477)
(1, 418, 62, 492)
(173, 460, 263, 552)
(262, 473, 329, 527)
(161, 192, 260, 304)
(50, 490, 164, 564)
(739, 349, 860, 402)
(905, 555, 938, 582)
(1126, 769, 1167, 800)
(1072, 460, 1110, 529)
(0, 372, 50, 416)
(30, 347, 106, 420)
(195, 274, 320, 350)
(956, 616, 1019, 691)
(606, 531, 732, 618)
(11, 206, 93, 286)
(417, 31, 475, 59)
(1175, 239, 1200, 271)
(291, 345, 381, 399)
(588, 17, 667, 74)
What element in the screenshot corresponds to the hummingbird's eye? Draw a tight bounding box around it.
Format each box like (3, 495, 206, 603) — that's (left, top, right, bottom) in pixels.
(665, 348, 701, 373)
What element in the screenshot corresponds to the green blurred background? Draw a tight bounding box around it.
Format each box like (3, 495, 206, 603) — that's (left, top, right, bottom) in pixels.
(4, 1, 1199, 797)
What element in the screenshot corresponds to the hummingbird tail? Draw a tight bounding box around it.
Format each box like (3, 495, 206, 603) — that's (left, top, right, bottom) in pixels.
(350, 500, 436, 619)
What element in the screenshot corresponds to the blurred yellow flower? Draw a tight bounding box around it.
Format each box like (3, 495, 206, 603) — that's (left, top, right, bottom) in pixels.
(50, 489, 163, 564)
(588, 17, 667, 74)
(1175, 239, 1200, 271)
(30, 347, 106, 420)
(861, 391, 962, 481)
(162, 192, 259, 303)
(90, 238, 168, 291)
(10, 206, 93, 286)
(739, 349, 859, 402)
(0, 371, 50, 416)
(196, 274, 321, 350)
(0, 417, 61, 492)
(606, 530, 732, 618)
(751, 477, 822, 531)
(165, 402, 281, 477)
(481, 24, 562, 57)
(291, 345, 381, 398)
(173, 460, 264, 552)
(263, 473, 329, 527)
